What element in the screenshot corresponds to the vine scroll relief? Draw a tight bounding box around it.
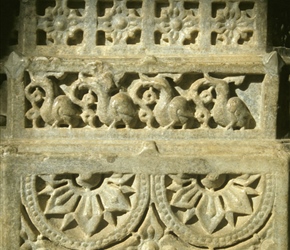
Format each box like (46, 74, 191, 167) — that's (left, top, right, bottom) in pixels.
(24, 63, 263, 130)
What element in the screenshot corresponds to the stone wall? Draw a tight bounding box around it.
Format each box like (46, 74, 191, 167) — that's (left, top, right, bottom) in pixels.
(1, 1, 289, 249)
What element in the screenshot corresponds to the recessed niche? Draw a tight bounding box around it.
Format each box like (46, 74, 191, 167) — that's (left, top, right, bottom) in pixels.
(0, 74, 7, 127)
(126, 30, 141, 44)
(67, 0, 85, 9)
(184, 1, 199, 10)
(154, 30, 162, 44)
(15, 0, 20, 16)
(67, 30, 84, 45)
(238, 31, 253, 44)
(212, 2, 226, 18)
(97, 1, 113, 17)
(36, 29, 47, 45)
(127, 1, 142, 9)
(155, 1, 169, 18)
(36, 0, 56, 16)
(9, 30, 18, 46)
(239, 2, 255, 11)
(96, 30, 106, 45)
(239, 2, 255, 17)
(183, 31, 198, 45)
(211, 32, 218, 45)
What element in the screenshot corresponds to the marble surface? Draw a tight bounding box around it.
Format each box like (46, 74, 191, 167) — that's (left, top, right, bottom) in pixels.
(0, 0, 289, 249)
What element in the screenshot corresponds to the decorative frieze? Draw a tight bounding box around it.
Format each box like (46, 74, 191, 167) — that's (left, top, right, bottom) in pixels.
(21, 172, 274, 250)
(37, 0, 85, 46)
(154, 0, 200, 45)
(97, 0, 143, 45)
(211, 1, 255, 46)
(24, 64, 262, 130)
(0, 51, 279, 140)
(15, 0, 267, 56)
(0, 1, 289, 250)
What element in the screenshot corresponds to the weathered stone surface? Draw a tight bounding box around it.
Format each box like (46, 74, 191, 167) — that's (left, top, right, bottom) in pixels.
(0, 0, 289, 250)
(1, 140, 289, 249)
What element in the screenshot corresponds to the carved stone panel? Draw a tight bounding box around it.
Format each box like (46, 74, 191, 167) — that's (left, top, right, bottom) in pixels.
(1, 140, 284, 250)
(1, 51, 280, 140)
(14, 0, 267, 56)
(0, 1, 289, 250)
(20, 172, 275, 250)
(23, 67, 263, 130)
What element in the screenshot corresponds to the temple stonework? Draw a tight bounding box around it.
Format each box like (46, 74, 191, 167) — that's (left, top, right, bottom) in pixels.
(0, 1, 289, 249)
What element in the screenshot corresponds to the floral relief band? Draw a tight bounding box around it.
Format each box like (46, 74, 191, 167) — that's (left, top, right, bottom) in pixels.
(21, 172, 274, 249)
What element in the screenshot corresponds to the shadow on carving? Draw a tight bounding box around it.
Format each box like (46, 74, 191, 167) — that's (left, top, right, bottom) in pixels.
(0, 73, 7, 127)
(0, 0, 20, 57)
(277, 66, 290, 138)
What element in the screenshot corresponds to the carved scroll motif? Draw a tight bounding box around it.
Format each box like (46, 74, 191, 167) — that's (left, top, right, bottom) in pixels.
(24, 64, 261, 130)
(21, 172, 274, 249)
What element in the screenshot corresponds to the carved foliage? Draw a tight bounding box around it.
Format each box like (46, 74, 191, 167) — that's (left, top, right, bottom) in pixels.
(21, 172, 274, 249)
(97, 0, 142, 45)
(37, 0, 85, 45)
(211, 1, 256, 45)
(24, 65, 260, 130)
(22, 173, 149, 249)
(32, 0, 262, 48)
(155, 0, 199, 45)
(153, 173, 274, 249)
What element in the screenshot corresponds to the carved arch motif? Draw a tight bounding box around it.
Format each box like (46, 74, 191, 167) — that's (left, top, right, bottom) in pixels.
(21, 172, 274, 249)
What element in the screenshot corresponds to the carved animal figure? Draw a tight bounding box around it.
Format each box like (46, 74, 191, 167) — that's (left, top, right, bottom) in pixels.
(186, 78, 213, 128)
(80, 109, 97, 128)
(25, 87, 43, 127)
(199, 86, 214, 107)
(129, 75, 194, 129)
(25, 75, 80, 128)
(80, 72, 137, 129)
(165, 96, 195, 129)
(204, 74, 255, 130)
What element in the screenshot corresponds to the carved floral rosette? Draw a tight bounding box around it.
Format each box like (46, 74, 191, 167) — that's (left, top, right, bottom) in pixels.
(21, 173, 149, 249)
(153, 173, 274, 249)
(21, 172, 275, 249)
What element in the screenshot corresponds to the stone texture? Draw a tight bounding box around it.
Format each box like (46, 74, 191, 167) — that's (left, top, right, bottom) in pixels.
(0, 0, 289, 250)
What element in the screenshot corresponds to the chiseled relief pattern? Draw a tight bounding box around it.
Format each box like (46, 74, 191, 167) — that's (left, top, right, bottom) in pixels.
(154, 0, 200, 45)
(37, 0, 85, 46)
(21, 172, 274, 249)
(33, 0, 258, 48)
(211, 1, 256, 45)
(97, 0, 142, 45)
(24, 62, 262, 130)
